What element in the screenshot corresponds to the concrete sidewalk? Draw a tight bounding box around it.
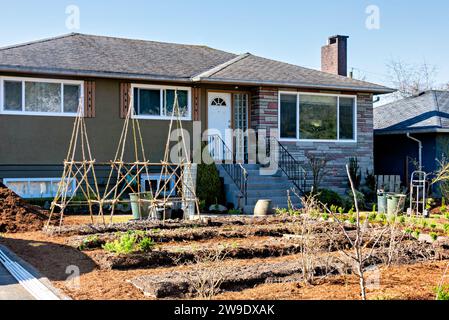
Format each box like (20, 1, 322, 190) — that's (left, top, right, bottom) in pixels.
(0, 263, 35, 300)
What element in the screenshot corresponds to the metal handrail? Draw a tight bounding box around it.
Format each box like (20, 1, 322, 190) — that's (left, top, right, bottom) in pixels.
(208, 134, 248, 206)
(266, 136, 307, 194)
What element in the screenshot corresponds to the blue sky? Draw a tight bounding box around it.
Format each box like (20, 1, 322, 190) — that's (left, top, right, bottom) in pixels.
(0, 0, 448, 87)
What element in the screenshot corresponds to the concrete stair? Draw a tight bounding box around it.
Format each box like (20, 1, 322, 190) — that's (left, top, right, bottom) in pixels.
(217, 164, 302, 215)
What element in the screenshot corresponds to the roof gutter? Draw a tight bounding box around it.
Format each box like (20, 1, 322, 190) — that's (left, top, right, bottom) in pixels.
(192, 77, 395, 94)
(0, 65, 192, 83)
(407, 133, 423, 171)
(0, 65, 396, 94)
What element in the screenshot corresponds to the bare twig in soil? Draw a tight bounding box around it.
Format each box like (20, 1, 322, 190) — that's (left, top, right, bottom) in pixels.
(177, 245, 230, 299)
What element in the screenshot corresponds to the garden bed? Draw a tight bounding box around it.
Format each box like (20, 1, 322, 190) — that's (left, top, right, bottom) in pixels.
(90, 237, 304, 270)
(66, 220, 344, 250)
(128, 240, 441, 298)
(44, 215, 301, 237)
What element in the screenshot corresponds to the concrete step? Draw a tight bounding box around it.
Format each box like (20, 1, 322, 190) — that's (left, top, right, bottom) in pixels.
(247, 189, 291, 198)
(216, 162, 304, 214)
(246, 182, 296, 190)
(245, 196, 298, 205)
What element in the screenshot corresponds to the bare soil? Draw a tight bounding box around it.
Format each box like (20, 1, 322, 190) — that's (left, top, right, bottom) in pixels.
(1, 215, 448, 300)
(0, 182, 55, 233)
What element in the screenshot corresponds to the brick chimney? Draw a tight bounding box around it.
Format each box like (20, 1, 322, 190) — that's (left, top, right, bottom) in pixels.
(321, 35, 349, 77)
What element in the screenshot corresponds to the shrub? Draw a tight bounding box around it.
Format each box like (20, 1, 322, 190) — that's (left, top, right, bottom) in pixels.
(412, 229, 421, 239)
(349, 215, 357, 225)
(321, 213, 329, 221)
(443, 224, 449, 233)
(435, 285, 449, 300)
(377, 213, 387, 222)
(348, 206, 355, 216)
(138, 237, 156, 252)
(315, 189, 344, 208)
(103, 231, 155, 254)
(197, 162, 224, 207)
(275, 208, 288, 216)
(441, 198, 447, 214)
(368, 212, 377, 222)
(78, 235, 101, 251)
(228, 209, 242, 215)
(430, 232, 439, 242)
(344, 190, 366, 211)
(329, 205, 338, 214)
(421, 219, 428, 228)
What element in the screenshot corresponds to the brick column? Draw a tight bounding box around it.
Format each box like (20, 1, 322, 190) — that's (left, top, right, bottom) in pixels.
(250, 87, 278, 134)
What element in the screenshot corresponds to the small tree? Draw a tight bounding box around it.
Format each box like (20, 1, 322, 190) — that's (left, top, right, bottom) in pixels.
(348, 157, 362, 190)
(387, 59, 437, 99)
(306, 153, 331, 192)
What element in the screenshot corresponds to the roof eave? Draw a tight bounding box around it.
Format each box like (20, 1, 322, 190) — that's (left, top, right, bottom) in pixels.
(193, 77, 395, 94)
(0, 65, 396, 94)
(0, 65, 192, 83)
(374, 127, 449, 135)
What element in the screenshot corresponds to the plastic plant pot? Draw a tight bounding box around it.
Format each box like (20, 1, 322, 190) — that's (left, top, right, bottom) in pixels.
(387, 193, 406, 215)
(129, 192, 153, 220)
(377, 192, 388, 214)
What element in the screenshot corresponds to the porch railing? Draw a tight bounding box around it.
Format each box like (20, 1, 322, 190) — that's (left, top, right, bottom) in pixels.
(266, 136, 307, 195)
(208, 134, 248, 206)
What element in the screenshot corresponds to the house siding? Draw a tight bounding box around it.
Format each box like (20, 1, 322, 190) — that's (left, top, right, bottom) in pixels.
(0, 77, 194, 166)
(250, 88, 374, 194)
(374, 133, 437, 188)
(0, 72, 376, 195)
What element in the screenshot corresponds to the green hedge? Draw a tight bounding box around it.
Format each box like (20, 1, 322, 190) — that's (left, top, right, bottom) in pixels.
(196, 163, 224, 207)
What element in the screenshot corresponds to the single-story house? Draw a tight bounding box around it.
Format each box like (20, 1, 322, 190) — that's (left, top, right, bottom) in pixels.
(0, 33, 393, 211)
(374, 90, 449, 189)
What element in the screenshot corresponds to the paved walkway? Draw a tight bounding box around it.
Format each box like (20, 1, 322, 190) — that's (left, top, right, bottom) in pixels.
(0, 262, 35, 300)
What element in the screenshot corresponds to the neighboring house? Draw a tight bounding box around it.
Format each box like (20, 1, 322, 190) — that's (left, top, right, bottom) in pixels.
(0, 33, 393, 211)
(374, 90, 449, 189)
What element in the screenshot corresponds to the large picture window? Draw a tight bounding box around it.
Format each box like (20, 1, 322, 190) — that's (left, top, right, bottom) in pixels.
(279, 92, 356, 141)
(132, 84, 191, 120)
(0, 77, 83, 116)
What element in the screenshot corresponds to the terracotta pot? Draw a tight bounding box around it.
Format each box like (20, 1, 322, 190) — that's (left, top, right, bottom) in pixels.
(254, 200, 273, 216)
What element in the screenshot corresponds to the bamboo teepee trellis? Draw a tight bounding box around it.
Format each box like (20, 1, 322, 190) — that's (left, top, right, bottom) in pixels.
(149, 91, 201, 221)
(47, 100, 102, 228)
(98, 91, 154, 224)
(47, 90, 200, 228)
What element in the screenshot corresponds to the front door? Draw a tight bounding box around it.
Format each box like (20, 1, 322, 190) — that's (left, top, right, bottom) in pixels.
(208, 92, 232, 161)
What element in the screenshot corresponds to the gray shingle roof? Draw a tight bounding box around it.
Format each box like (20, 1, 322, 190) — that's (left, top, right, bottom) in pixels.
(0, 33, 393, 93)
(374, 90, 449, 134)
(194, 54, 392, 93)
(0, 33, 237, 81)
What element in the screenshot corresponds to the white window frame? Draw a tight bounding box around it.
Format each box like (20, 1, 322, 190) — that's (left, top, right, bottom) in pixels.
(0, 76, 84, 117)
(278, 91, 358, 143)
(140, 174, 177, 197)
(3, 177, 76, 199)
(131, 84, 192, 121)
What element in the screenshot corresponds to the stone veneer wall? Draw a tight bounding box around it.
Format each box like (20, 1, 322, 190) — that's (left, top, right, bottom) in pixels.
(250, 87, 374, 195)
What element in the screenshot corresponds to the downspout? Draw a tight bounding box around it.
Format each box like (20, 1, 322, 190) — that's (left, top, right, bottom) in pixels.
(407, 133, 423, 171)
